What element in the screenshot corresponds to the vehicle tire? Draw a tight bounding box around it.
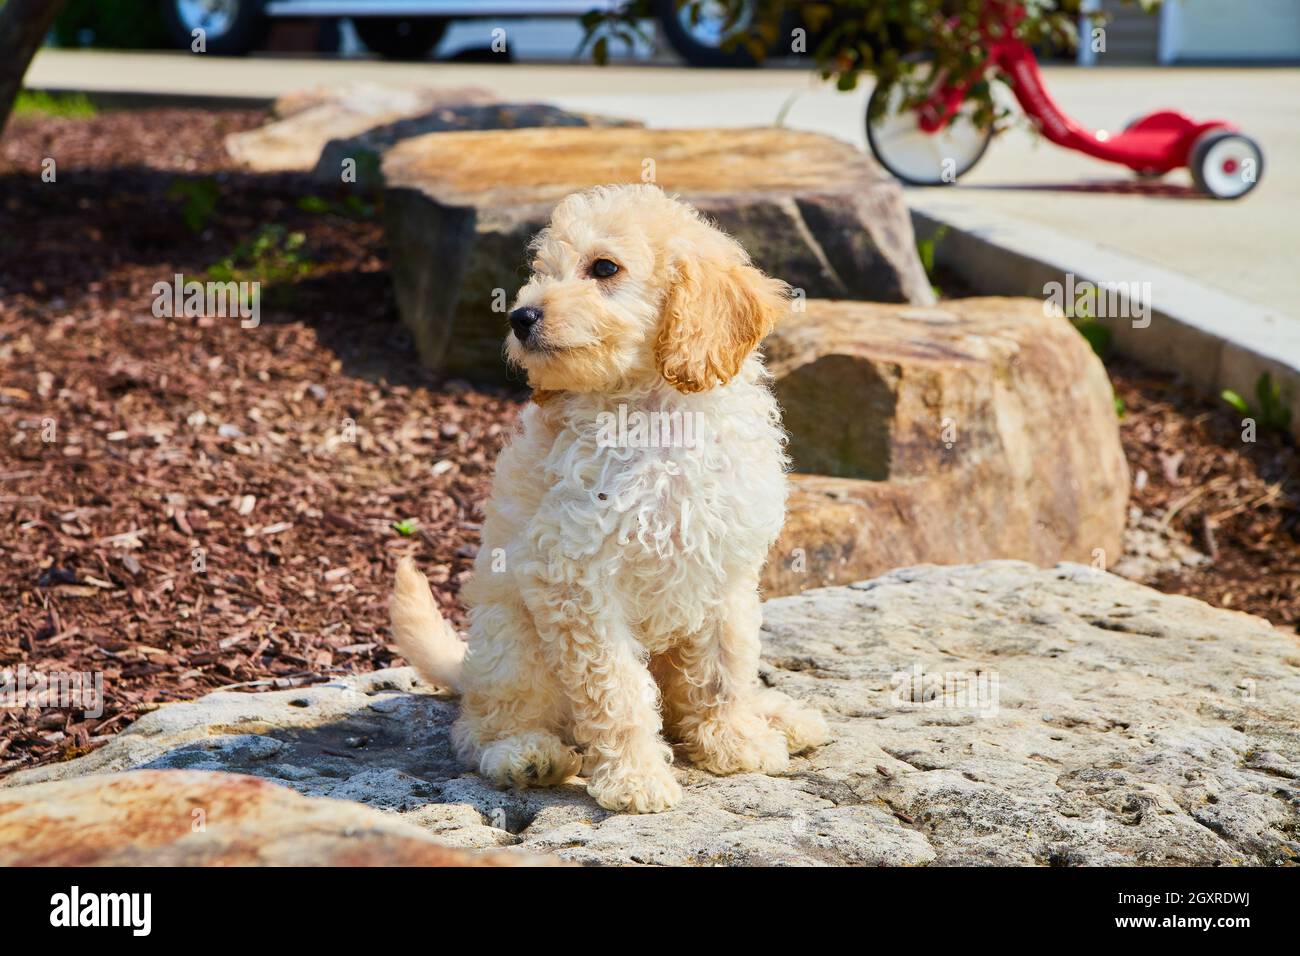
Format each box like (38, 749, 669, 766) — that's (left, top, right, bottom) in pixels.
(658, 0, 762, 68)
(161, 0, 267, 56)
(1188, 129, 1263, 200)
(354, 16, 449, 61)
(866, 80, 994, 187)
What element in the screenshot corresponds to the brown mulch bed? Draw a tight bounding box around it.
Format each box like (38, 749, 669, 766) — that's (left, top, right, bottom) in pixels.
(1113, 361, 1299, 624)
(0, 107, 524, 774)
(1, 106, 1297, 776)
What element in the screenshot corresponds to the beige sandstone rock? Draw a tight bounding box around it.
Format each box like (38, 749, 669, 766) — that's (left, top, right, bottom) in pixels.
(312, 102, 642, 188)
(382, 126, 935, 379)
(225, 82, 495, 172)
(6, 564, 1296, 866)
(0, 769, 554, 866)
(761, 297, 1129, 595)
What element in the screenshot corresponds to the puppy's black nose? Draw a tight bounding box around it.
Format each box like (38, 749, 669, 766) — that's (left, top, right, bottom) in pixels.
(509, 306, 543, 342)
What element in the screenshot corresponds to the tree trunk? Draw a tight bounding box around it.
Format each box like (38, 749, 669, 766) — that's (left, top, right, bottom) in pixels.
(0, 0, 70, 134)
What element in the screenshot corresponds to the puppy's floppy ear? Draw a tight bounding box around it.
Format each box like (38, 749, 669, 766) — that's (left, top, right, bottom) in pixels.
(656, 250, 789, 393)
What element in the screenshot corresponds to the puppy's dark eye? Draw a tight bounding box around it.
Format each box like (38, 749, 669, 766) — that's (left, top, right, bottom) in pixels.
(590, 258, 619, 279)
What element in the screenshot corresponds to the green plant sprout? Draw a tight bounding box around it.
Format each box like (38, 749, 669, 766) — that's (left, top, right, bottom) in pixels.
(915, 224, 948, 299)
(1221, 372, 1292, 434)
(167, 177, 220, 234)
(207, 225, 313, 286)
(13, 90, 98, 119)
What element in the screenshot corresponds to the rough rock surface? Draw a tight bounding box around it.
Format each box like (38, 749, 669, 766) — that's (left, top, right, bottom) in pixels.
(6, 563, 1296, 866)
(382, 126, 935, 379)
(225, 82, 495, 172)
(761, 298, 1129, 595)
(0, 769, 553, 866)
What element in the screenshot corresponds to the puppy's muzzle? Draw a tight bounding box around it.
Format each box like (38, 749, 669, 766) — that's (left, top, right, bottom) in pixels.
(509, 306, 543, 347)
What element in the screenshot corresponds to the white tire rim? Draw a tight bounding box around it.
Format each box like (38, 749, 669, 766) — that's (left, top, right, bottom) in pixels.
(1200, 136, 1260, 198)
(869, 82, 991, 185)
(678, 0, 753, 49)
(177, 0, 238, 38)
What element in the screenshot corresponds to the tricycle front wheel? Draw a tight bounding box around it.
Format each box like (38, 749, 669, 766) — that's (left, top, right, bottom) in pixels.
(1189, 130, 1263, 200)
(866, 81, 993, 186)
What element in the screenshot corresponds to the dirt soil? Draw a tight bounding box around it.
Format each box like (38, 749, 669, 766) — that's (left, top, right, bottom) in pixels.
(1, 107, 1297, 776)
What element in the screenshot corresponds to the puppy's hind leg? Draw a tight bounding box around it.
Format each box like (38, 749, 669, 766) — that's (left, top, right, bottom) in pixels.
(753, 687, 830, 754)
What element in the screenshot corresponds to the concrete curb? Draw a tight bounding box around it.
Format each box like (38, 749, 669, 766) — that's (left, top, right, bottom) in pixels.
(911, 196, 1300, 442)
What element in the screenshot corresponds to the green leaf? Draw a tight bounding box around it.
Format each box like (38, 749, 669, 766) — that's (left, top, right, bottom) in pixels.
(1074, 320, 1112, 358)
(392, 519, 419, 537)
(1220, 389, 1250, 416)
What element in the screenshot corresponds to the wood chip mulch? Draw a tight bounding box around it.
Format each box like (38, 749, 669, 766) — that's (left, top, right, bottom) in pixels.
(1113, 360, 1299, 627)
(1, 107, 1296, 777)
(1, 107, 524, 775)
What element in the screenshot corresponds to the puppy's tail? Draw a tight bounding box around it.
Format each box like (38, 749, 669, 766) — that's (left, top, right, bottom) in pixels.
(389, 556, 465, 694)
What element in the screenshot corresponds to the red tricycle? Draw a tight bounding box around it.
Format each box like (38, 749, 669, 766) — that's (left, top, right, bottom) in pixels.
(865, 0, 1263, 199)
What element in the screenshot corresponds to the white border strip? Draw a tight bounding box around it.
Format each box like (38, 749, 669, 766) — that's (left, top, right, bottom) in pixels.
(910, 196, 1300, 440)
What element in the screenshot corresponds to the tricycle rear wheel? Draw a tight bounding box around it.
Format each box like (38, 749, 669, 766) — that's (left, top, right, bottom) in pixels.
(1189, 130, 1263, 200)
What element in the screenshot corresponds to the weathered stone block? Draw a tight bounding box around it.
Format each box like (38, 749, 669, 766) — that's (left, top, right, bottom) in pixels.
(760, 298, 1129, 594)
(382, 126, 935, 379)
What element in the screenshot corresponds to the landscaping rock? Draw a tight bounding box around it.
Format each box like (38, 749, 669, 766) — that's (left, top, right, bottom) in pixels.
(7, 563, 1297, 866)
(225, 82, 495, 172)
(382, 126, 935, 379)
(761, 298, 1129, 595)
(0, 769, 553, 866)
(312, 103, 642, 188)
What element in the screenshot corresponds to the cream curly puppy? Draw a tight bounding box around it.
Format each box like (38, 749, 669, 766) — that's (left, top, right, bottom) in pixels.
(390, 183, 828, 813)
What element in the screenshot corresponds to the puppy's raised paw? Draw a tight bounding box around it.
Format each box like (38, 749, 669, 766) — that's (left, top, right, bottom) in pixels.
(480, 731, 581, 790)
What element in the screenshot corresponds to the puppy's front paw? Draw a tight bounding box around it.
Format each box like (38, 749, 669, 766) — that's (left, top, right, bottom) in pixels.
(586, 748, 682, 814)
(755, 690, 831, 754)
(480, 731, 582, 789)
(684, 711, 790, 776)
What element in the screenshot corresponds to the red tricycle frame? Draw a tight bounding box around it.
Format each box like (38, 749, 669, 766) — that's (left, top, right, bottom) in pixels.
(867, 1, 1263, 198)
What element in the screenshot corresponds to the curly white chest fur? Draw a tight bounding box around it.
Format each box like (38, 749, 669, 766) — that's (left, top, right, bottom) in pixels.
(469, 358, 787, 651)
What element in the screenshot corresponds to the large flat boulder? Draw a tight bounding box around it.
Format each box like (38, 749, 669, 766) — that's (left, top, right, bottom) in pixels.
(225, 82, 495, 172)
(761, 298, 1129, 595)
(313, 103, 642, 189)
(0, 769, 552, 866)
(7, 563, 1296, 866)
(382, 126, 935, 379)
